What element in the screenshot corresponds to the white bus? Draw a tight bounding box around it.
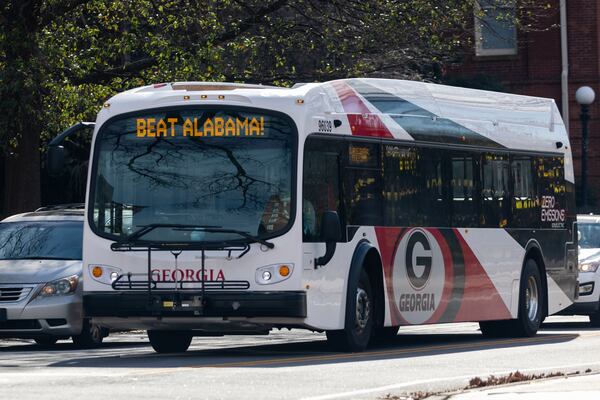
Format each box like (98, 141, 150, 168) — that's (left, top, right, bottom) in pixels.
(76, 79, 578, 353)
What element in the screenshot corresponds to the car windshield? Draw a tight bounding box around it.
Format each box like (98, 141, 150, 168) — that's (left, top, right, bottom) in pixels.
(579, 222, 600, 249)
(91, 107, 295, 243)
(0, 221, 83, 260)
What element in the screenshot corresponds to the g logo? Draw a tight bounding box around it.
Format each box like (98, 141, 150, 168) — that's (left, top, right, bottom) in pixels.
(405, 230, 432, 290)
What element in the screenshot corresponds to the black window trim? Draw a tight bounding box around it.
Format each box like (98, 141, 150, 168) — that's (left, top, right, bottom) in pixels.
(87, 105, 299, 245)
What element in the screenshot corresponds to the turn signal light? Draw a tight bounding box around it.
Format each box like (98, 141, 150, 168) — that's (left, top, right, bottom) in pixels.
(91, 266, 103, 278)
(279, 265, 290, 277)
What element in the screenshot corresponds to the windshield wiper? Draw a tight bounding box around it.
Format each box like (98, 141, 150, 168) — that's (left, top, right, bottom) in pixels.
(124, 223, 274, 249)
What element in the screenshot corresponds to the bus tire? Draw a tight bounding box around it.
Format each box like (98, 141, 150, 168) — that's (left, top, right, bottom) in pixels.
(479, 258, 544, 338)
(147, 330, 193, 353)
(371, 326, 400, 344)
(326, 269, 374, 352)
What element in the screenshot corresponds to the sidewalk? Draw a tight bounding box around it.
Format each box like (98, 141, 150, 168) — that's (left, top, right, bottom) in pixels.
(444, 373, 600, 399)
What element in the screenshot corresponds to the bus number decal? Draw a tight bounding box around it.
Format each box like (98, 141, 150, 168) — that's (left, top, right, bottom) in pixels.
(317, 119, 333, 133)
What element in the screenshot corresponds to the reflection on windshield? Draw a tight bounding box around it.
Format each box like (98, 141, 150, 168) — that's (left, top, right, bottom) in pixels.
(579, 223, 600, 249)
(0, 222, 83, 260)
(92, 108, 294, 243)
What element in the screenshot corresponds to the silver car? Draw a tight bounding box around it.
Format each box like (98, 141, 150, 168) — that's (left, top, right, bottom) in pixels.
(0, 205, 107, 346)
(561, 214, 600, 326)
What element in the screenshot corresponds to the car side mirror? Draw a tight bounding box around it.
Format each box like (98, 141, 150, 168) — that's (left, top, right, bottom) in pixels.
(315, 211, 341, 267)
(47, 145, 67, 177)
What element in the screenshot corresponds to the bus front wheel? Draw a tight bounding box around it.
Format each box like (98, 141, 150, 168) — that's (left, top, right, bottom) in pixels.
(326, 269, 374, 352)
(480, 258, 544, 338)
(147, 330, 193, 353)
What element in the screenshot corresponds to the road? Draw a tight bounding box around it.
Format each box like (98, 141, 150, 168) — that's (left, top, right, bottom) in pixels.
(1, 316, 599, 400)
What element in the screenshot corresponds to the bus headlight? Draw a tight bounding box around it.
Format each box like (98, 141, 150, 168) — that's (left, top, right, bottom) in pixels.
(39, 275, 79, 297)
(256, 264, 294, 285)
(579, 262, 600, 273)
(88, 265, 122, 285)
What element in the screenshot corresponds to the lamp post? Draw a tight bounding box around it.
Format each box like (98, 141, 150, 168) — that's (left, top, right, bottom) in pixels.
(576, 86, 595, 211)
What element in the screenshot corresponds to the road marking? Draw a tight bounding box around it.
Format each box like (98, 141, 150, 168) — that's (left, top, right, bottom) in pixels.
(192, 333, 577, 369)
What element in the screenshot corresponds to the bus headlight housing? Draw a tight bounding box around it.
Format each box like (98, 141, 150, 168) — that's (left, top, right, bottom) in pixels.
(88, 265, 122, 285)
(39, 275, 79, 297)
(256, 264, 294, 285)
(579, 262, 600, 273)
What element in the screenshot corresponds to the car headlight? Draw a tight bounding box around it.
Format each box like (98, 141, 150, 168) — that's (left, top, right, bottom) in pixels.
(579, 262, 600, 273)
(39, 275, 79, 297)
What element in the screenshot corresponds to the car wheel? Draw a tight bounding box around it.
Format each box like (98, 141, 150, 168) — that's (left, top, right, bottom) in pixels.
(72, 319, 105, 348)
(480, 258, 544, 338)
(590, 312, 600, 327)
(147, 330, 193, 353)
(326, 269, 374, 352)
(34, 336, 58, 347)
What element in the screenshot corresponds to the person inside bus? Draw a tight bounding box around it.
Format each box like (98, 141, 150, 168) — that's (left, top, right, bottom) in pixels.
(302, 198, 316, 240)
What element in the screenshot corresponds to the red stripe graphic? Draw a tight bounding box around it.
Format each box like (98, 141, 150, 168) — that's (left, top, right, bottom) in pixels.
(330, 81, 394, 138)
(425, 229, 455, 324)
(453, 229, 512, 321)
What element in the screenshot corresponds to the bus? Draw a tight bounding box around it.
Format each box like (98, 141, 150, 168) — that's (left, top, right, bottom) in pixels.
(77, 79, 578, 353)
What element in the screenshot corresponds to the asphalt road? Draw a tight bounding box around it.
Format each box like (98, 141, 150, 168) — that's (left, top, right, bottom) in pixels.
(1, 316, 600, 400)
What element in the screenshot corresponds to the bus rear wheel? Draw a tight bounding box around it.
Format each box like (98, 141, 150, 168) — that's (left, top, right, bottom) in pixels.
(147, 330, 193, 353)
(326, 269, 374, 352)
(480, 258, 544, 338)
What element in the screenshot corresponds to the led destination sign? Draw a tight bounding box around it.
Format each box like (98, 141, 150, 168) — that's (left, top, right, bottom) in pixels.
(136, 116, 266, 138)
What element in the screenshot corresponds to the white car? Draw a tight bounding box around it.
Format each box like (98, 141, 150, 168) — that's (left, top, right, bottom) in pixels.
(564, 214, 600, 326)
(0, 205, 107, 346)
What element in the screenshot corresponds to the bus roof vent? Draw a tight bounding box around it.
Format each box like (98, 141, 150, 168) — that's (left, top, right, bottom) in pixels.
(171, 82, 275, 91)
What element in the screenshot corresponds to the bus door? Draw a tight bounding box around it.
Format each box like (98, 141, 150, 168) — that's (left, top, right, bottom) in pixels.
(302, 137, 344, 270)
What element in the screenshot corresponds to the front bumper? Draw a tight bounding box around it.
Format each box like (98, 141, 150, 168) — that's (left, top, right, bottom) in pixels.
(0, 291, 84, 338)
(84, 291, 307, 318)
(558, 271, 600, 316)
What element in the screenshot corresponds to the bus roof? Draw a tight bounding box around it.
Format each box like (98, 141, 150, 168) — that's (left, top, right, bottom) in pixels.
(97, 78, 572, 181)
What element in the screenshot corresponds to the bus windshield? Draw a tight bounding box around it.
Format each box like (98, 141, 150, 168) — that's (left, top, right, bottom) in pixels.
(90, 108, 295, 243)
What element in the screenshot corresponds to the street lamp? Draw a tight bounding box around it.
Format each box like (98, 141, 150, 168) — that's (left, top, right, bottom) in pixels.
(576, 86, 595, 211)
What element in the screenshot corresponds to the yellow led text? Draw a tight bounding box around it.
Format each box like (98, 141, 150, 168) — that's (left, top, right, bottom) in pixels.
(136, 117, 265, 138)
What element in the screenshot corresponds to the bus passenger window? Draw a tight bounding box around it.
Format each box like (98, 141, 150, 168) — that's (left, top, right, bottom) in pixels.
(346, 142, 383, 227)
(481, 153, 510, 227)
(383, 145, 419, 226)
(511, 156, 536, 227)
(450, 153, 477, 227)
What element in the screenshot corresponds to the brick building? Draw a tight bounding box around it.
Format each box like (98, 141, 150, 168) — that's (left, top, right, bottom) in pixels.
(448, 0, 600, 209)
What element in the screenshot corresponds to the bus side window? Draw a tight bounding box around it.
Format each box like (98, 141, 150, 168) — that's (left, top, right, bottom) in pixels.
(481, 153, 510, 228)
(418, 148, 448, 227)
(303, 138, 343, 242)
(383, 145, 419, 226)
(450, 151, 477, 227)
(511, 156, 536, 228)
(346, 141, 383, 227)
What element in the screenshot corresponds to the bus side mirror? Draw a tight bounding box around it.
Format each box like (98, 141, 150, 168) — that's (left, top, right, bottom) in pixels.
(47, 145, 67, 177)
(315, 211, 341, 268)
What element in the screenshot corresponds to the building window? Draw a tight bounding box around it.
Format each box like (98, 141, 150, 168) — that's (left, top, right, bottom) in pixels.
(475, 0, 517, 56)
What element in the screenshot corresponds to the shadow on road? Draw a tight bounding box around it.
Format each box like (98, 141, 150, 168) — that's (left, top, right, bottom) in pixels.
(43, 331, 579, 370)
(0, 340, 150, 352)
